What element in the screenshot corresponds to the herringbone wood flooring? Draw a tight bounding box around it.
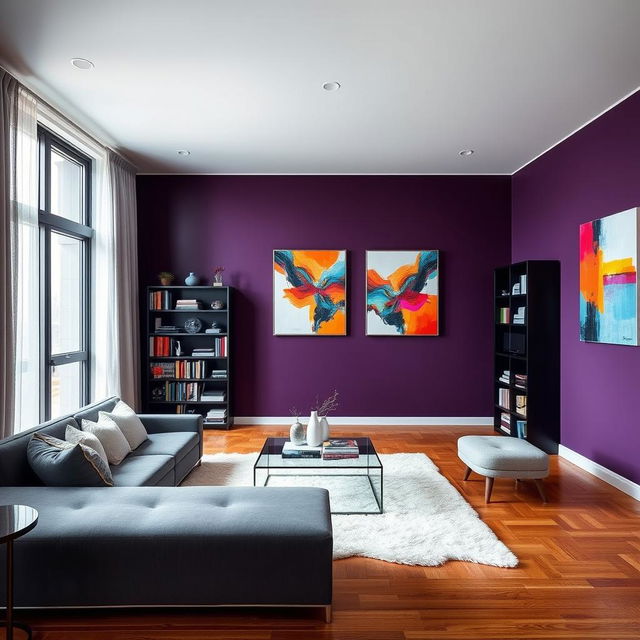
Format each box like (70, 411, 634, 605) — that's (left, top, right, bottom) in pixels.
(14, 426, 640, 640)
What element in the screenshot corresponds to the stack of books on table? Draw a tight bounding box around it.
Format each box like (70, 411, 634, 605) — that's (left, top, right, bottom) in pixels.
(192, 348, 216, 358)
(514, 373, 527, 389)
(498, 369, 510, 385)
(282, 442, 322, 459)
(322, 439, 359, 460)
(200, 390, 225, 402)
(176, 299, 201, 310)
(204, 408, 227, 425)
(210, 369, 226, 379)
(499, 412, 511, 434)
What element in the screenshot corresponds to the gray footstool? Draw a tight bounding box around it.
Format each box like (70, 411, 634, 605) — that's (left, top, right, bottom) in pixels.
(457, 435, 549, 503)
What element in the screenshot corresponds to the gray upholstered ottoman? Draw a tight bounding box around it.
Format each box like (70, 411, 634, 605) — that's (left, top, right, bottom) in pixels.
(458, 435, 549, 503)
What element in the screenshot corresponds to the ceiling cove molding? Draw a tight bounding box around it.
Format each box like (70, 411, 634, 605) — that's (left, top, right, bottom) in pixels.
(512, 85, 640, 176)
(136, 172, 511, 177)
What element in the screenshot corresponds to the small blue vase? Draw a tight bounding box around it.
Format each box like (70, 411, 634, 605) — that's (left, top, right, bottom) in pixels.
(185, 272, 199, 286)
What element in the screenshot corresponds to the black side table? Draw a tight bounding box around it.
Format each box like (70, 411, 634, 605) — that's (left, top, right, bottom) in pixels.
(1, 505, 38, 640)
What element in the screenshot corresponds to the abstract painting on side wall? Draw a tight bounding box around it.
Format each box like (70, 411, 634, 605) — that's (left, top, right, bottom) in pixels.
(579, 207, 639, 345)
(273, 250, 346, 335)
(366, 250, 439, 336)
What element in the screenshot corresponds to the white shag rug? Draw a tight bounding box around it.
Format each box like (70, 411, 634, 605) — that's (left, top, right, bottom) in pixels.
(182, 452, 518, 568)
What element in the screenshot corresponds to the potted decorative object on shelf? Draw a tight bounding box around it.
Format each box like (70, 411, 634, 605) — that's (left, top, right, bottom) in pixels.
(289, 407, 305, 445)
(158, 271, 174, 286)
(185, 272, 199, 286)
(213, 266, 225, 287)
(316, 390, 339, 442)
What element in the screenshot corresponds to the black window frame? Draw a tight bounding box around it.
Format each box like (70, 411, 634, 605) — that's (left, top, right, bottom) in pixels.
(37, 126, 93, 421)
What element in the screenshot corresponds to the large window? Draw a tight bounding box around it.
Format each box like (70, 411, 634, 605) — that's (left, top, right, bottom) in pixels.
(38, 127, 93, 420)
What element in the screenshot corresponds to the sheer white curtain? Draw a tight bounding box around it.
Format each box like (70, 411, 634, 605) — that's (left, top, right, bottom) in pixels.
(1, 69, 38, 436)
(12, 87, 39, 432)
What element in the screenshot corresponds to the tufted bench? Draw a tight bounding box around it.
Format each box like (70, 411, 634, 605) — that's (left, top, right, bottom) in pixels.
(457, 435, 549, 503)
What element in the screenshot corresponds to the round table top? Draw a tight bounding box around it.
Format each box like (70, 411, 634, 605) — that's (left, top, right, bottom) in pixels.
(0, 505, 38, 543)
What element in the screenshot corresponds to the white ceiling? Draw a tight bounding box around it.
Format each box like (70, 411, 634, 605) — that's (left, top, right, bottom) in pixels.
(0, 0, 639, 174)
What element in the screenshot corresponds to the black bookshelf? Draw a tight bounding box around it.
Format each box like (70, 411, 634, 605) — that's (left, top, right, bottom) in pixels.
(144, 285, 232, 429)
(494, 261, 559, 454)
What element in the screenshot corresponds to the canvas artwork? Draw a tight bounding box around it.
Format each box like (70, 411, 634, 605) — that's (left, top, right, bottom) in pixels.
(579, 207, 639, 345)
(366, 250, 439, 336)
(273, 250, 346, 335)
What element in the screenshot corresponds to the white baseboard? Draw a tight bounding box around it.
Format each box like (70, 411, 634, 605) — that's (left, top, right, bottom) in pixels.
(558, 444, 640, 501)
(233, 416, 492, 426)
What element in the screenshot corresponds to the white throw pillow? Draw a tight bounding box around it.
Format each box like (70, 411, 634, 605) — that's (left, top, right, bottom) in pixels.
(81, 414, 131, 465)
(100, 401, 148, 450)
(65, 424, 109, 467)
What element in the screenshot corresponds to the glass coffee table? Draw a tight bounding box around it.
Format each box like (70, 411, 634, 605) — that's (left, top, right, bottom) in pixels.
(253, 437, 383, 514)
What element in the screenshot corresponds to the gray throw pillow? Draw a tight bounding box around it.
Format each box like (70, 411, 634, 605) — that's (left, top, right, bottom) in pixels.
(27, 432, 113, 487)
(82, 414, 131, 465)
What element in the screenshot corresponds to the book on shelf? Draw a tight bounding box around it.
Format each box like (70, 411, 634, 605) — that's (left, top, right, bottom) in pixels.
(512, 306, 526, 324)
(515, 394, 527, 417)
(516, 420, 527, 439)
(150, 290, 172, 310)
(498, 369, 510, 384)
(512, 282, 521, 295)
(498, 307, 510, 324)
(500, 412, 511, 434)
(191, 337, 228, 357)
(204, 407, 228, 425)
(175, 299, 201, 310)
(149, 336, 178, 357)
(514, 373, 527, 389)
(282, 442, 322, 459)
(205, 328, 222, 334)
(210, 369, 227, 379)
(520, 274, 527, 295)
(498, 388, 511, 409)
(152, 381, 202, 402)
(200, 391, 225, 402)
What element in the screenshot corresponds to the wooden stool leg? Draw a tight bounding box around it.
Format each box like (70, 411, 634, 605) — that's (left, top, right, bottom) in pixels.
(463, 466, 472, 481)
(534, 479, 547, 503)
(484, 477, 494, 503)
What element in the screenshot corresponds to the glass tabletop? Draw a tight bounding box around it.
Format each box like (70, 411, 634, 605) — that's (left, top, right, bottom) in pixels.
(254, 436, 382, 469)
(0, 505, 38, 542)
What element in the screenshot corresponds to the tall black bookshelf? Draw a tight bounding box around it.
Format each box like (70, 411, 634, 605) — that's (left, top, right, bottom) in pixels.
(494, 261, 559, 454)
(144, 285, 232, 429)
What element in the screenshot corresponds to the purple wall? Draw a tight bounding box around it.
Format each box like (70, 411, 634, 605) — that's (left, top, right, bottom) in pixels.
(512, 91, 640, 484)
(137, 176, 511, 418)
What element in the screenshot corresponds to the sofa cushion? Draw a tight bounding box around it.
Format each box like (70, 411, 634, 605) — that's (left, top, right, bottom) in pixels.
(82, 415, 131, 465)
(129, 432, 199, 463)
(101, 401, 148, 450)
(27, 433, 113, 487)
(110, 454, 174, 486)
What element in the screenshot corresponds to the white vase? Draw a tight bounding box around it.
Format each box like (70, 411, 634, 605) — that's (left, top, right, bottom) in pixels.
(306, 411, 322, 447)
(289, 421, 305, 445)
(319, 416, 329, 442)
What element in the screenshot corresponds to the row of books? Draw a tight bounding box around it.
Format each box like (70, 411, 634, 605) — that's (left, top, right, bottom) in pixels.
(193, 337, 228, 357)
(149, 336, 176, 357)
(512, 274, 527, 295)
(498, 388, 511, 410)
(499, 412, 527, 438)
(153, 382, 203, 402)
(150, 290, 172, 310)
(176, 298, 201, 310)
(498, 307, 510, 324)
(150, 360, 211, 379)
(498, 370, 527, 389)
(282, 439, 360, 460)
(515, 394, 527, 417)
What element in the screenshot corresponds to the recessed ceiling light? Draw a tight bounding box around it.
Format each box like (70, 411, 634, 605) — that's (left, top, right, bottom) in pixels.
(70, 58, 94, 70)
(459, 149, 474, 157)
(177, 150, 191, 156)
(322, 81, 341, 92)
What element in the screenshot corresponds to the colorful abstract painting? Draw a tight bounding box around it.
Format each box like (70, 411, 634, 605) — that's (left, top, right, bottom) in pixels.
(580, 207, 639, 345)
(366, 250, 439, 336)
(273, 250, 346, 335)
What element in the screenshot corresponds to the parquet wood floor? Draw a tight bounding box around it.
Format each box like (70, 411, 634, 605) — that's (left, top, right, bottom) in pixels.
(15, 426, 640, 640)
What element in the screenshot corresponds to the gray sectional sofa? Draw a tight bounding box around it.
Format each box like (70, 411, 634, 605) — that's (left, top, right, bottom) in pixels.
(0, 397, 333, 619)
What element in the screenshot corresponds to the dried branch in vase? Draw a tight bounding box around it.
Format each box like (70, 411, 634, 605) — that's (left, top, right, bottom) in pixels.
(316, 390, 339, 417)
